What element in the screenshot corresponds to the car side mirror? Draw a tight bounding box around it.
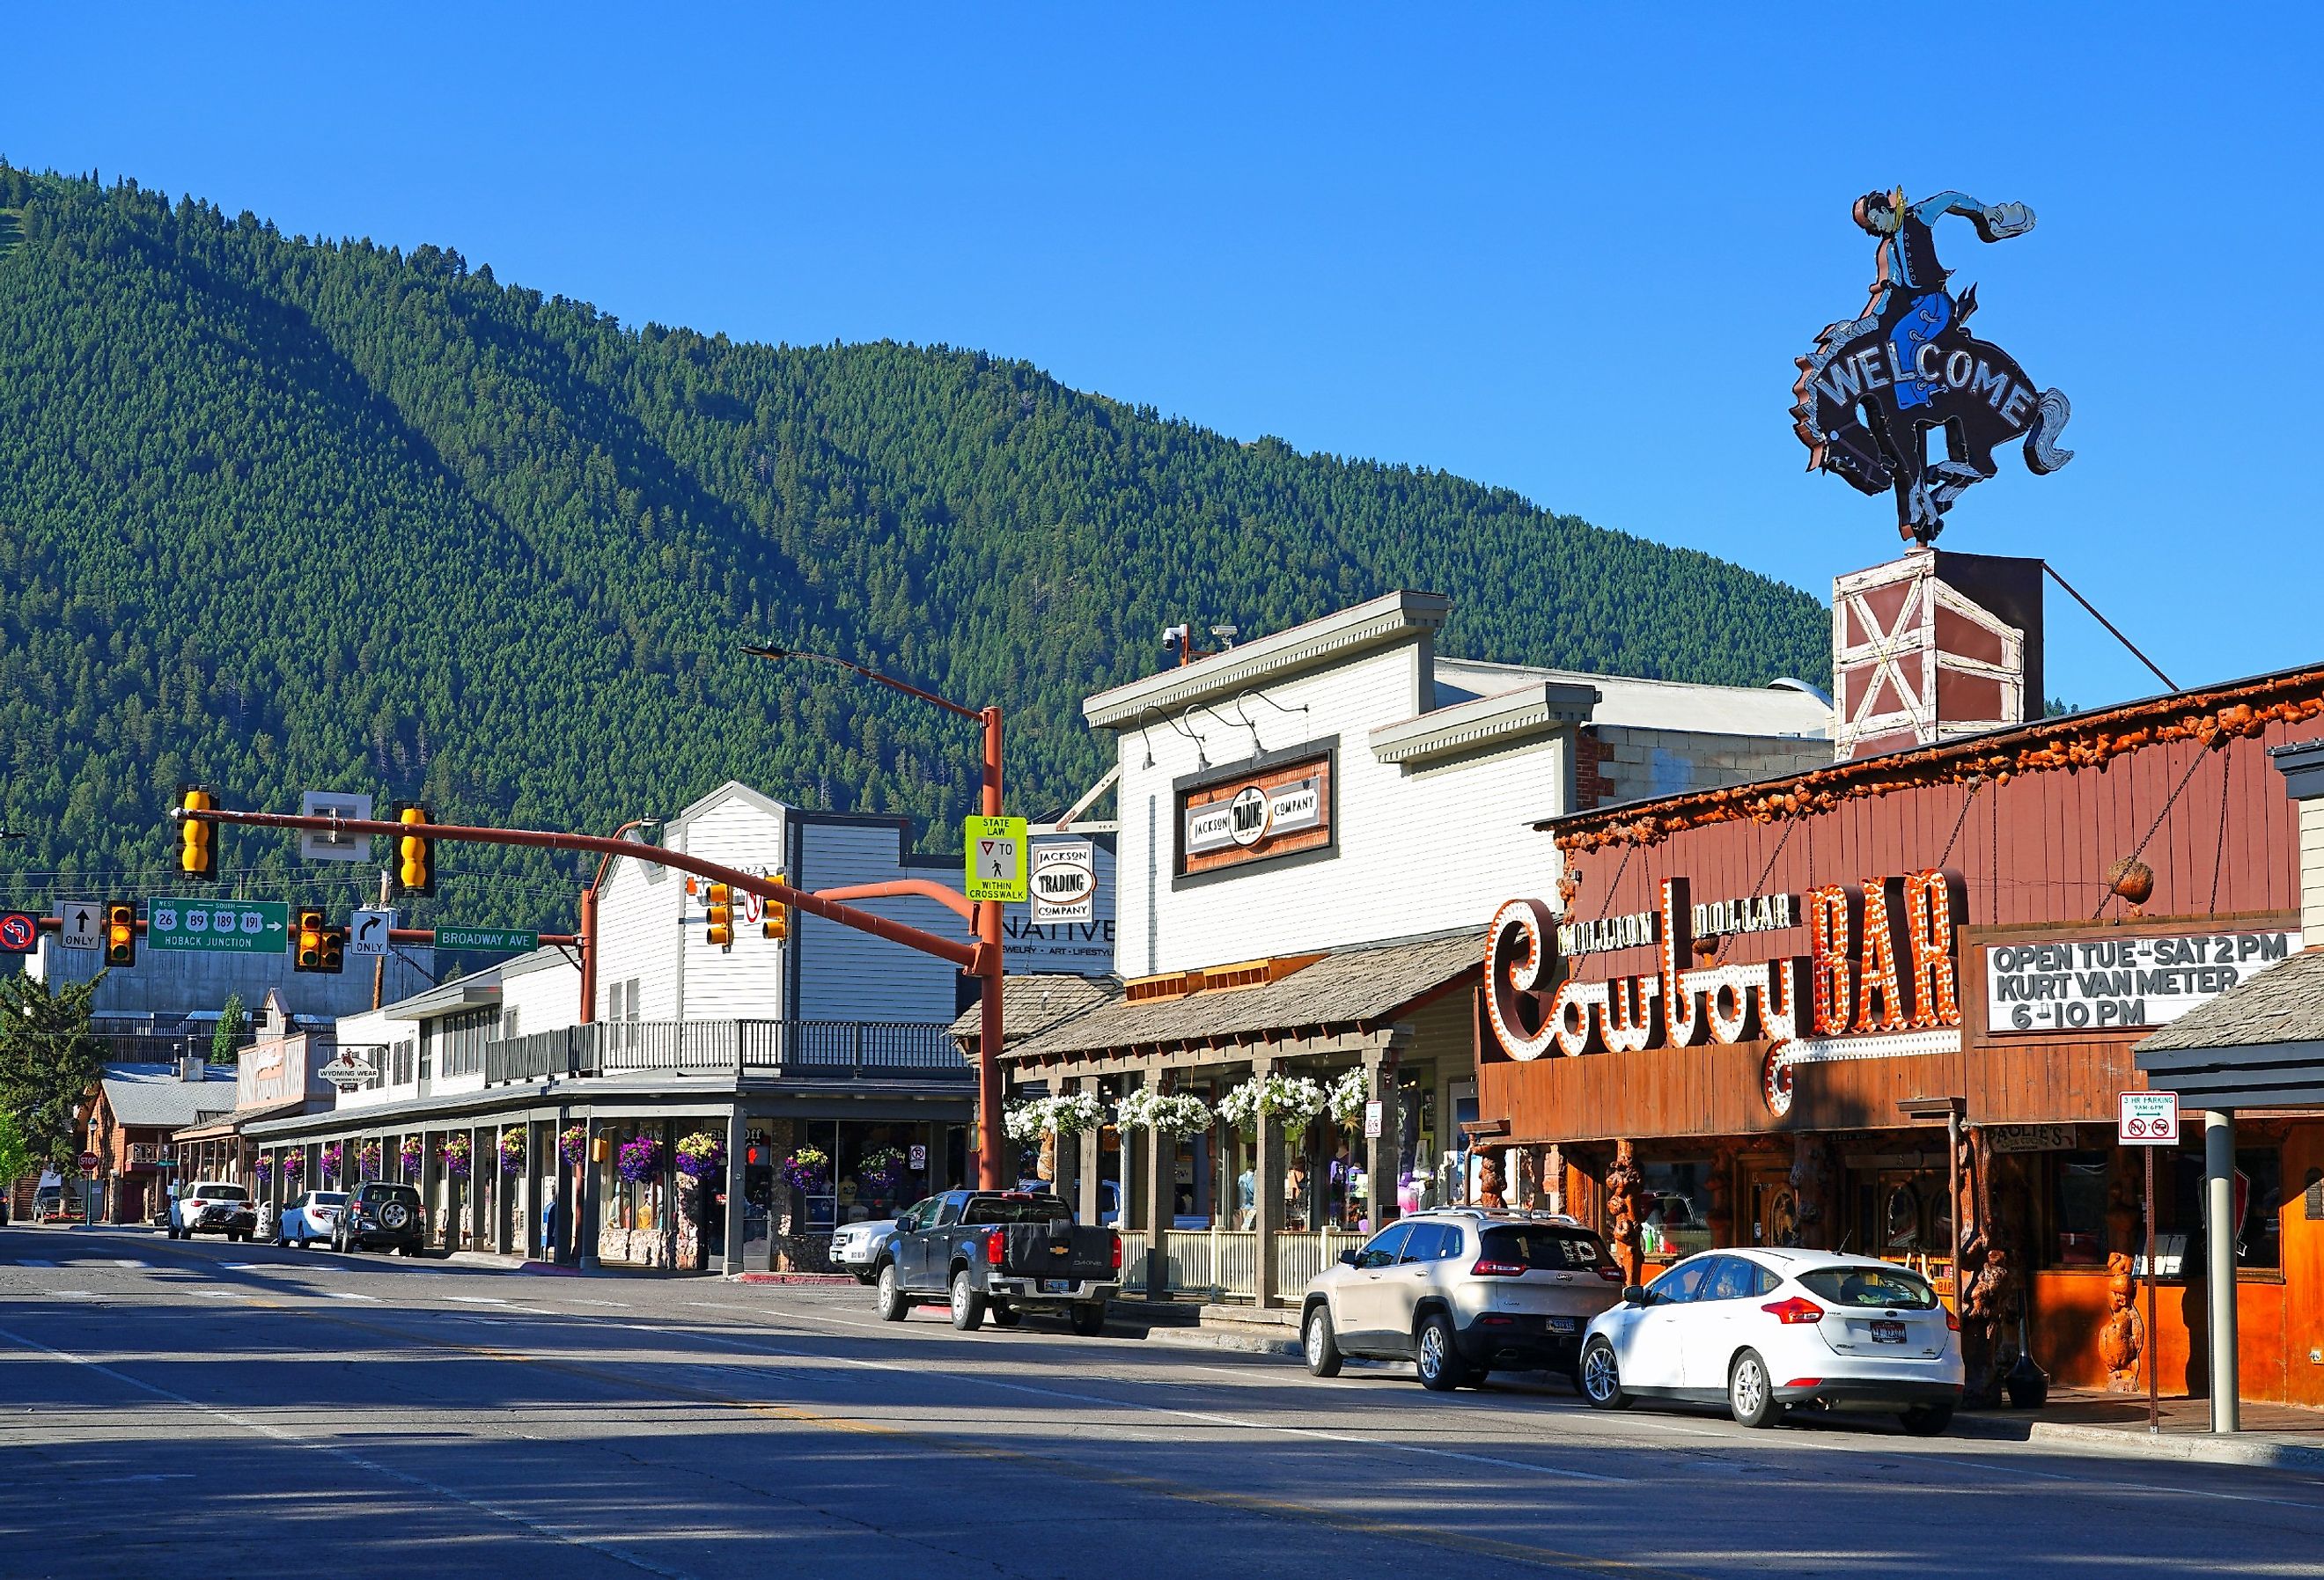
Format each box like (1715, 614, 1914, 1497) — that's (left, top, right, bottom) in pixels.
(1622, 1284, 1651, 1306)
(896, 1216, 917, 1233)
(1337, 1248, 1360, 1268)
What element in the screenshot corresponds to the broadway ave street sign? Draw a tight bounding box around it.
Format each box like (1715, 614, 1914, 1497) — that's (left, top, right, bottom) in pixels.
(435, 926, 539, 952)
(147, 899, 290, 953)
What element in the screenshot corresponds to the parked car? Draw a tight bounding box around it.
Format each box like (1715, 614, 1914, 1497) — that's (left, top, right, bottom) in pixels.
(276, 1190, 350, 1249)
(169, 1181, 257, 1241)
(33, 1185, 70, 1223)
(1299, 1209, 1623, 1390)
(335, 1181, 428, 1255)
(830, 1217, 897, 1282)
(874, 1190, 1119, 1334)
(1578, 1247, 1962, 1435)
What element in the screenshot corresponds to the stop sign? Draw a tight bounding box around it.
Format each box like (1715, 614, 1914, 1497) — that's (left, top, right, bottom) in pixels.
(77, 1150, 99, 1173)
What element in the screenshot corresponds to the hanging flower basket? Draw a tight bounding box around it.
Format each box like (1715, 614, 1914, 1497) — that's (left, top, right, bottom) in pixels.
(253, 1156, 274, 1185)
(857, 1145, 907, 1194)
(320, 1143, 343, 1184)
(558, 1124, 588, 1166)
(357, 1141, 383, 1180)
(617, 1135, 661, 1184)
(281, 1150, 305, 1179)
(1116, 1089, 1216, 1138)
(442, 1133, 473, 1180)
(398, 1135, 424, 1176)
(1328, 1067, 1370, 1130)
(674, 1131, 725, 1179)
(782, 1144, 829, 1193)
(1216, 1073, 1329, 1143)
(499, 1127, 526, 1176)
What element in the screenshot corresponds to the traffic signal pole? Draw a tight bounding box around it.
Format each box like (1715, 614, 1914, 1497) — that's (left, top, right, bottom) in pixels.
(172, 806, 983, 972)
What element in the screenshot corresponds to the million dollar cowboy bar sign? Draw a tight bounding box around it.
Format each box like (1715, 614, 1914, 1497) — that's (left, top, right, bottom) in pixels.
(1485, 870, 1967, 1116)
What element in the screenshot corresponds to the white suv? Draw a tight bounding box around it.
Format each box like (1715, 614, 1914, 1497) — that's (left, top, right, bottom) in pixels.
(168, 1180, 257, 1241)
(1300, 1210, 1623, 1390)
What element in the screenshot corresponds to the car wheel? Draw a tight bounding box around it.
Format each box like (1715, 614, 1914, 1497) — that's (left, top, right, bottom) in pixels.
(1068, 1302, 1107, 1337)
(875, 1263, 910, 1322)
(1415, 1312, 1468, 1392)
(988, 1301, 1022, 1328)
(1303, 1304, 1343, 1378)
(1728, 1349, 1779, 1429)
(1580, 1338, 1630, 1410)
(948, 1268, 986, 1331)
(1899, 1403, 1955, 1437)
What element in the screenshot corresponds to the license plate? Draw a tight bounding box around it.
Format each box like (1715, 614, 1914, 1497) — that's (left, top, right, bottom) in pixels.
(1547, 1316, 1578, 1334)
(1871, 1319, 1907, 1344)
(1041, 1279, 1073, 1294)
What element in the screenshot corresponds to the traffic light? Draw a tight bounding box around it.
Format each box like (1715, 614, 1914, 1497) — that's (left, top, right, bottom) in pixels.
(706, 883, 732, 948)
(393, 801, 434, 897)
(178, 784, 215, 879)
(320, 924, 347, 974)
(762, 871, 790, 940)
(294, 908, 327, 972)
(104, 901, 136, 967)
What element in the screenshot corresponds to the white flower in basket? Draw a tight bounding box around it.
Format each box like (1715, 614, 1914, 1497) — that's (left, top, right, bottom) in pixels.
(1328, 1067, 1369, 1128)
(1004, 1099, 1053, 1143)
(1116, 1088, 1216, 1137)
(1004, 1091, 1108, 1141)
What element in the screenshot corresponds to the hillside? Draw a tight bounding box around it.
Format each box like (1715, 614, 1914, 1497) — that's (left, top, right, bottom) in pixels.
(0, 166, 1829, 930)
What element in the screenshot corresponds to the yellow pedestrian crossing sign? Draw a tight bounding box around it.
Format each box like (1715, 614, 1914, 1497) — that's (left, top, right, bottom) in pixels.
(964, 815, 1029, 902)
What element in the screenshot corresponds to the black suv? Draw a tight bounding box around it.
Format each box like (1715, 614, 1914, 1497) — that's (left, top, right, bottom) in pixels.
(336, 1182, 428, 1255)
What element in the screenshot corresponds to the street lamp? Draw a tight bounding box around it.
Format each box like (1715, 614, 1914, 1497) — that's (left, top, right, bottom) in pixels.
(743, 643, 1009, 1188)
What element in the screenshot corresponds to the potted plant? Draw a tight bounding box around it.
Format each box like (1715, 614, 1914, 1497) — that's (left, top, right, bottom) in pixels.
(498, 1128, 526, 1176)
(782, 1144, 829, 1194)
(558, 1124, 588, 1167)
(441, 1133, 473, 1180)
(398, 1135, 423, 1178)
(357, 1141, 383, 1180)
(1116, 1088, 1216, 1138)
(674, 1131, 725, 1179)
(320, 1143, 343, 1184)
(617, 1135, 661, 1183)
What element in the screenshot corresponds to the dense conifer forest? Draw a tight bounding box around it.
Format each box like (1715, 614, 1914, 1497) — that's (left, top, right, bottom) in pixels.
(0, 166, 1828, 929)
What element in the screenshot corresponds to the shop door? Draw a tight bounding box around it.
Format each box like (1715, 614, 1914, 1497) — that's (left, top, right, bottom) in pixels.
(1746, 1167, 1798, 1248)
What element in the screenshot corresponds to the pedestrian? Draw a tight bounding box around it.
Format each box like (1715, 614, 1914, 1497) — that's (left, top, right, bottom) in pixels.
(540, 1183, 560, 1260)
(1236, 1164, 1255, 1229)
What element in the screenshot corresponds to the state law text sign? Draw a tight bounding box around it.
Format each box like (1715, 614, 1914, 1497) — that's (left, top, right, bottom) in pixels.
(964, 815, 1028, 903)
(2119, 1091, 2180, 1146)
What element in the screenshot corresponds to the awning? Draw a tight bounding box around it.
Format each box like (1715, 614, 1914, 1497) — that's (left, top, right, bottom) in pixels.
(2135, 947, 2324, 1109)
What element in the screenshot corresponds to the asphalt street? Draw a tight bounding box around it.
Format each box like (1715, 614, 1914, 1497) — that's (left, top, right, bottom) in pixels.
(3, 1224, 2321, 1579)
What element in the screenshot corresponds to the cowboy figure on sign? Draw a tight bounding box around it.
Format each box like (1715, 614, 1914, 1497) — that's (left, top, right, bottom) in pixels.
(1792, 188, 2073, 544)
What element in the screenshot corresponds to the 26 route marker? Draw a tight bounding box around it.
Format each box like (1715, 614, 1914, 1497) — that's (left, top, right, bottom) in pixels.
(146, 898, 290, 954)
(964, 815, 1028, 902)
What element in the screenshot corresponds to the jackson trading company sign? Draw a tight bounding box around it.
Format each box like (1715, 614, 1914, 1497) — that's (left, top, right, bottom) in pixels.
(1791, 189, 2073, 546)
(1489, 871, 1967, 1117)
(1180, 754, 1330, 877)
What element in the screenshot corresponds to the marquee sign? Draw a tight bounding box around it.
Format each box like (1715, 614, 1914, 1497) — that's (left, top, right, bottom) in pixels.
(1487, 869, 1967, 1116)
(1986, 928, 2302, 1034)
(1791, 189, 2073, 545)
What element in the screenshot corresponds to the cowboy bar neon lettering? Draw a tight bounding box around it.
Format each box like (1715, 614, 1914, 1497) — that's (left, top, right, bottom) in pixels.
(1486, 869, 1966, 1062)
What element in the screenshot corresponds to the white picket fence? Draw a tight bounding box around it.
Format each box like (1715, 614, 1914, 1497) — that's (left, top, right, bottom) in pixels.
(1116, 1228, 1364, 1303)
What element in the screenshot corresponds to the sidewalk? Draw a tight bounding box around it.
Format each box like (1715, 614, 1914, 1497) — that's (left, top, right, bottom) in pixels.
(1955, 1388, 2324, 1473)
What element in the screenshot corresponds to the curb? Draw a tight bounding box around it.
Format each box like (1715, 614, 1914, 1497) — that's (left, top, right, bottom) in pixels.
(2025, 1420, 2324, 1473)
(734, 1272, 859, 1287)
(1140, 1325, 1301, 1357)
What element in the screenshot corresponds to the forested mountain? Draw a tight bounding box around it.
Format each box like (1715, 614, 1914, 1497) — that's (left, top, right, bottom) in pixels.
(0, 166, 1828, 930)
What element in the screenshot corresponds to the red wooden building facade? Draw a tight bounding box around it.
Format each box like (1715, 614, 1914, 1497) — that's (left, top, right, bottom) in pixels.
(1477, 664, 2324, 1407)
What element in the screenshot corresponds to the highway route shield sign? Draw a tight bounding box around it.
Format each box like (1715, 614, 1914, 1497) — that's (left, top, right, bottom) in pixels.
(964, 815, 1029, 902)
(60, 900, 101, 950)
(2119, 1090, 2181, 1145)
(349, 908, 396, 957)
(147, 898, 290, 954)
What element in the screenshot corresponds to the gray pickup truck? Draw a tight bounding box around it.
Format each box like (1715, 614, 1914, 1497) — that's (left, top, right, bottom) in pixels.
(873, 1189, 1119, 1334)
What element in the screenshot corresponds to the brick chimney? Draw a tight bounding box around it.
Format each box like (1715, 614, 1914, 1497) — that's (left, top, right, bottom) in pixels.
(1831, 548, 2045, 761)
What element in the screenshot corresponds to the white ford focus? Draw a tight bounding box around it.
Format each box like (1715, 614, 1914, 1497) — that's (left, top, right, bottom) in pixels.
(1578, 1247, 1962, 1435)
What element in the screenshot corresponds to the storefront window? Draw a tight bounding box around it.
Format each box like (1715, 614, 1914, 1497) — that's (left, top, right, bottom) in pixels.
(794, 1120, 936, 1231)
(2166, 1143, 2282, 1272)
(2049, 1151, 2110, 1268)
(1637, 1161, 1713, 1259)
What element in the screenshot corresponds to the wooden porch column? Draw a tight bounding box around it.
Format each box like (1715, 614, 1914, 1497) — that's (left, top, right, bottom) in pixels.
(1251, 1056, 1283, 1308)
(577, 1115, 602, 1268)
(723, 1106, 749, 1274)
(1141, 1069, 1173, 1302)
(1362, 1040, 1401, 1232)
(1076, 1077, 1102, 1225)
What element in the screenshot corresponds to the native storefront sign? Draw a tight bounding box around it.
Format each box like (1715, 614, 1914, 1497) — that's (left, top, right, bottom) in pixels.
(1487, 870, 1967, 1117)
(1986, 928, 2302, 1034)
(1178, 752, 1332, 877)
(1791, 189, 2072, 544)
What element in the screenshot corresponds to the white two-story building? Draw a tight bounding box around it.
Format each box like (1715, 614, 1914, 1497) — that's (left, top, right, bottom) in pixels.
(981, 590, 1830, 1305)
(241, 779, 1107, 1273)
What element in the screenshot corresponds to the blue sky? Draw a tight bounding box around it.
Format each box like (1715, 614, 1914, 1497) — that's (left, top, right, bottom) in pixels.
(6, 6, 2315, 706)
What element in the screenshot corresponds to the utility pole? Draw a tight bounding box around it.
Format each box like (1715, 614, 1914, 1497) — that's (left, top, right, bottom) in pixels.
(371, 865, 393, 1011)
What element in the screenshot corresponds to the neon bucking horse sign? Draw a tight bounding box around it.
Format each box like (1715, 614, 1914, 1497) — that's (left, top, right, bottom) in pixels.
(1792, 189, 2074, 545)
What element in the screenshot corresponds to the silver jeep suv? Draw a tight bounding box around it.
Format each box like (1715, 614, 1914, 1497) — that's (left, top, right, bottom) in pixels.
(1299, 1209, 1624, 1390)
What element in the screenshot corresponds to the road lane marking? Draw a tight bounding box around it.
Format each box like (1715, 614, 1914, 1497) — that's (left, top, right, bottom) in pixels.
(446, 1296, 508, 1304)
(113, 1260, 147, 1269)
(0, 1322, 703, 1579)
(325, 1292, 383, 1302)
